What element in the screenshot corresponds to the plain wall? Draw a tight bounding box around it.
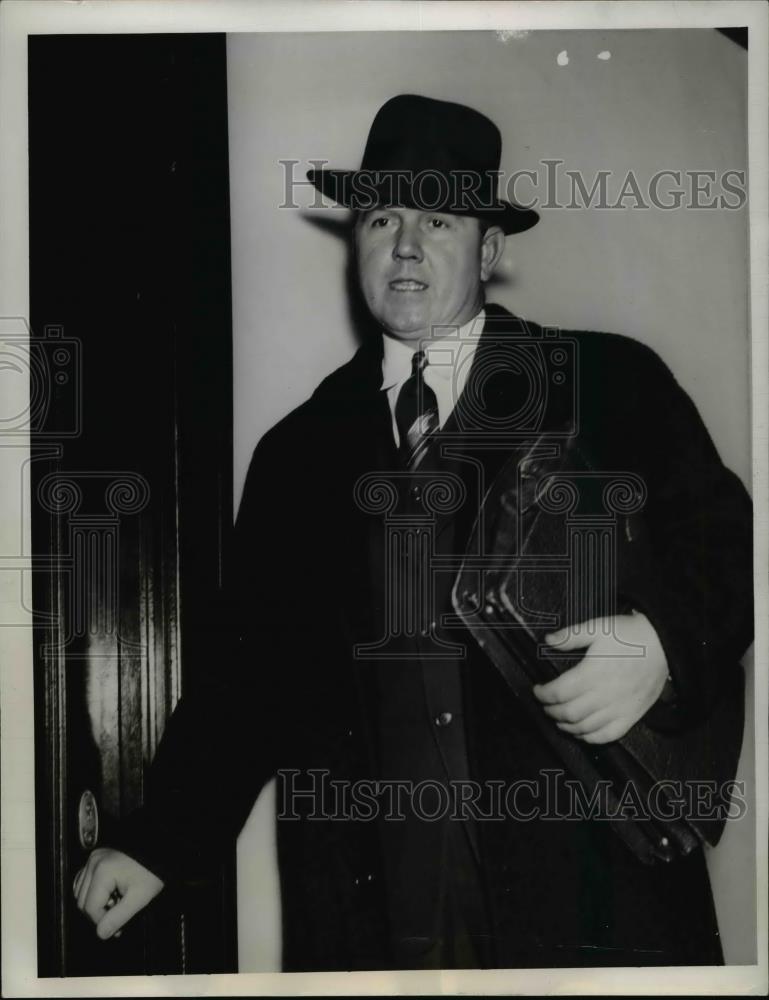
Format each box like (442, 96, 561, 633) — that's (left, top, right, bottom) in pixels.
(227, 28, 753, 970)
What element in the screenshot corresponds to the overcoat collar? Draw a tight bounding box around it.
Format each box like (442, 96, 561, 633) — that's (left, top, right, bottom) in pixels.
(312, 302, 547, 545)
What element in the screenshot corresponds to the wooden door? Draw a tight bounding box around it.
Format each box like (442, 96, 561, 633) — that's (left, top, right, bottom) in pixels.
(29, 33, 237, 976)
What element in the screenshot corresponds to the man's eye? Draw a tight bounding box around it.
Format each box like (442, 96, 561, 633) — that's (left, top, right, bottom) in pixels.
(429, 217, 448, 229)
(371, 216, 390, 228)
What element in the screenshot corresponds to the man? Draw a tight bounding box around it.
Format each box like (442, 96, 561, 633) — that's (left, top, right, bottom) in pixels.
(74, 95, 753, 970)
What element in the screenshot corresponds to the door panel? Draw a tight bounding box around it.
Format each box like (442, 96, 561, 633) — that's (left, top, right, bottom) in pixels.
(29, 33, 236, 976)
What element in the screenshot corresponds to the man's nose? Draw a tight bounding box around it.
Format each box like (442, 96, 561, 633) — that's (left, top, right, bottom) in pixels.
(393, 221, 423, 262)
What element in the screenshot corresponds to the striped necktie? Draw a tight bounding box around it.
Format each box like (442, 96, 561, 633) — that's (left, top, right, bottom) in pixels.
(395, 349, 439, 470)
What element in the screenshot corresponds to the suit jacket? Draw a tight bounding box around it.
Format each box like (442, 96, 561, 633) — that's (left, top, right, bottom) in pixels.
(118, 304, 754, 970)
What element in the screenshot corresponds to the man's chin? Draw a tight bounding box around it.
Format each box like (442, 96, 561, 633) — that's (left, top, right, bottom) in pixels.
(382, 326, 431, 343)
(378, 311, 434, 342)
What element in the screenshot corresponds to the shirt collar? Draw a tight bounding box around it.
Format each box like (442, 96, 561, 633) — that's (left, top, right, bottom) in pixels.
(380, 308, 486, 390)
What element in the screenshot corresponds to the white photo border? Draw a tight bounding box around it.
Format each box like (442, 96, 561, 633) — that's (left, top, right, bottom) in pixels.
(1, 2, 766, 996)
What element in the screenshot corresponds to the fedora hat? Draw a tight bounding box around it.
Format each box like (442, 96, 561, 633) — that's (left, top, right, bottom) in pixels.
(307, 93, 539, 235)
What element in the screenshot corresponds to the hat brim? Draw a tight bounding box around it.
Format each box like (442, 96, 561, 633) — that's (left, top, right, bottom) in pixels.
(307, 168, 539, 236)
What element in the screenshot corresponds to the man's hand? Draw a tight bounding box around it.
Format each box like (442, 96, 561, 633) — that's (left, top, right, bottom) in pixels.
(533, 612, 669, 744)
(73, 848, 164, 940)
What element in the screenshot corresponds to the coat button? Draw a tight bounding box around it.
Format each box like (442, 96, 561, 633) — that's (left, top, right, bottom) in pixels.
(410, 484, 422, 502)
(435, 712, 453, 727)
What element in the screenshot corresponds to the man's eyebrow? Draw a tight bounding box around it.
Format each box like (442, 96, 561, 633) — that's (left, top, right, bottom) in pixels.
(356, 207, 394, 224)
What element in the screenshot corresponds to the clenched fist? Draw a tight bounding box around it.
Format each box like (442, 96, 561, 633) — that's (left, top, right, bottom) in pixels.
(533, 611, 670, 744)
(73, 848, 164, 939)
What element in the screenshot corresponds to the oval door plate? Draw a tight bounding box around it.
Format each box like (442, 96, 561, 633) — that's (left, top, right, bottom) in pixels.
(77, 789, 99, 850)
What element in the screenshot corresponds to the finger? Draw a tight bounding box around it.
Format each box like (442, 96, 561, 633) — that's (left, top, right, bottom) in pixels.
(83, 869, 117, 925)
(545, 617, 613, 651)
(104, 888, 122, 911)
(554, 707, 613, 736)
(73, 867, 86, 899)
(580, 720, 629, 745)
(104, 890, 124, 938)
(541, 693, 601, 724)
(76, 853, 100, 912)
(96, 886, 152, 940)
(533, 672, 574, 704)
(533, 658, 593, 704)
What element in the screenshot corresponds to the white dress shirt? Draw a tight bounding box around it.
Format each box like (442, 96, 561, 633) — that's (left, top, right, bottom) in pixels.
(381, 308, 486, 446)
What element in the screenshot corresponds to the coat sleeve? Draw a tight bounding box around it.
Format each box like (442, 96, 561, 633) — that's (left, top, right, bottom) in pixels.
(601, 337, 754, 731)
(114, 425, 296, 887)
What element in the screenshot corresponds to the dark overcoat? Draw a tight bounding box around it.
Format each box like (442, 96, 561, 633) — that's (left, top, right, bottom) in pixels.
(120, 304, 753, 971)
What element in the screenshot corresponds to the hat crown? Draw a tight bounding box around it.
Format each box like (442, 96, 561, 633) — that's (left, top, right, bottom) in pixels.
(360, 94, 502, 175)
(306, 93, 540, 235)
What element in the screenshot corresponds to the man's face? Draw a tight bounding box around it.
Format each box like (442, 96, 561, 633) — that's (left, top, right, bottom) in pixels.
(354, 207, 502, 342)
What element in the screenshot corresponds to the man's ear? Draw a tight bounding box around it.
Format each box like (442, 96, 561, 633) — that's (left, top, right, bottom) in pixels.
(480, 226, 506, 282)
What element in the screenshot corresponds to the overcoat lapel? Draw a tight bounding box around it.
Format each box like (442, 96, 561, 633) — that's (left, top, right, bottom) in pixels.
(325, 304, 551, 617)
(423, 304, 546, 550)
(320, 305, 552, 761)
(314, 341, 396, 774)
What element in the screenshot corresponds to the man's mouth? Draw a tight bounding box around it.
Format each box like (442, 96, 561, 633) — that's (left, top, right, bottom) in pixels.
(389, 280, 429, 292)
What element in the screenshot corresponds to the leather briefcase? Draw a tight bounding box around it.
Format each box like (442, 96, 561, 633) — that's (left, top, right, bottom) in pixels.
(451, 433, 745, 864)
